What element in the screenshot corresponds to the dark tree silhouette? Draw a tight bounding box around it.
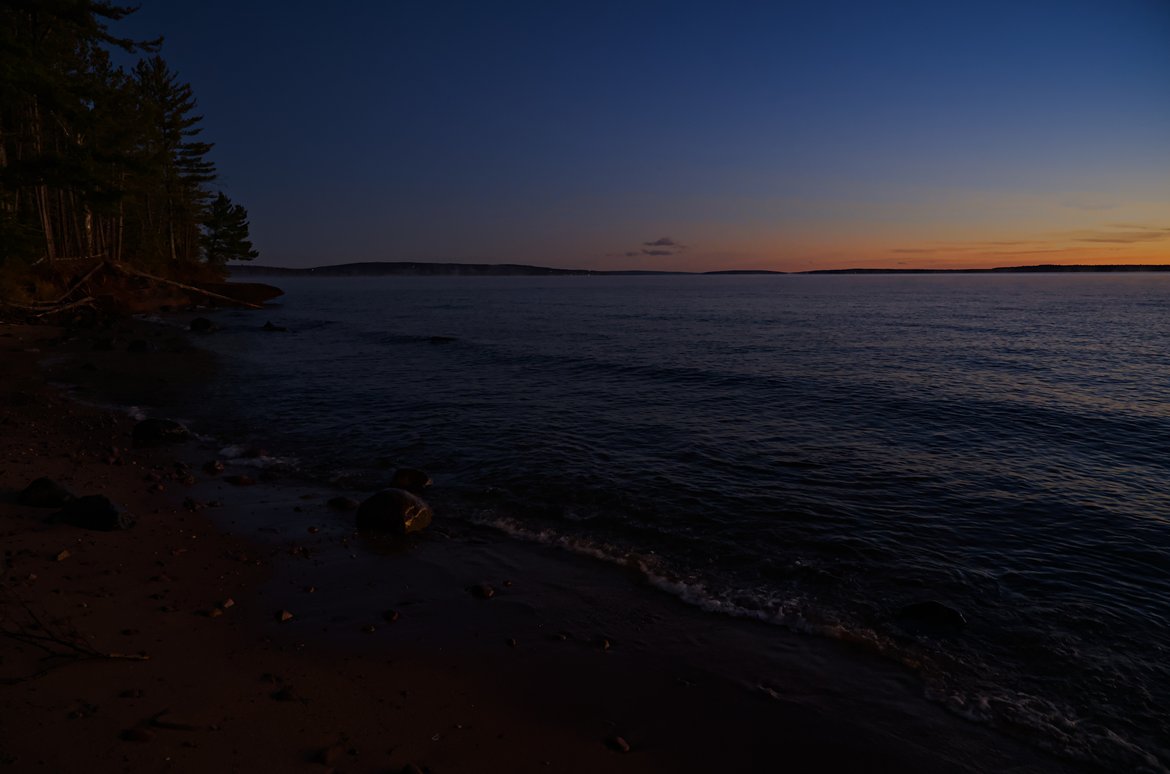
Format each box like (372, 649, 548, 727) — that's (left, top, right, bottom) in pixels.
(202, 192, 258, 265)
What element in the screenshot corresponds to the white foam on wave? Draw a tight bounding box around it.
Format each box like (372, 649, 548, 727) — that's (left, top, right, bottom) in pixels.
(471, 509, 1170, 774)
(472, 511, 843, 639)
(217, 444, 298, 469)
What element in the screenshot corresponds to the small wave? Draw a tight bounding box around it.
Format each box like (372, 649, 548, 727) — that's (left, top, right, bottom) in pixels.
(217, 444, 299, 469)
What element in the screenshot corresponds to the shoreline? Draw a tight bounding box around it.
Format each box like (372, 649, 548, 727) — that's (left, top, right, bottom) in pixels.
(0, 320, 1088, 773)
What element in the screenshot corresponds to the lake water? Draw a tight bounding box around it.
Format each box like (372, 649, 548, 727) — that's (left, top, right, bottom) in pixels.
(197, 274, 1170, 771)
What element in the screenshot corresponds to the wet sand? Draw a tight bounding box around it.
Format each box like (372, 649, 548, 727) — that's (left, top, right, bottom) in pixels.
(0, 321, 1085, 773)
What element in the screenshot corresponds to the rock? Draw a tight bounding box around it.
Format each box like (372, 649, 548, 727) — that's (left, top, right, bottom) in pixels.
(56, 495, 134, 531)
(389, 468, 432, 494)
(896, 600, 967, 630)
(18, 477, 75, 507)
(224, 474, 255, 486)
(202, 460, 225, 475)
(327, 496, 360, 511)
(606, 735, 630, 753)
(467, 583, 495, 600)
(506, 637, 518, 648)
(55, 549, 71, 562)
(383, 609, 400, 623)
(355, 489, 432, 534)
(361, 624, 376, 634)
(189, 317, 217, 334)
(132, 418, 191, 444)
(276, 610, 294, 623)
(261, 321, 287, 332)
(119, 727, 155, 743)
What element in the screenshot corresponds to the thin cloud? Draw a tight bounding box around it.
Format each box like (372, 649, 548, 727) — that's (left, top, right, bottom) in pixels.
(643, 237, 682, 247)
(642, 249, 674, 256)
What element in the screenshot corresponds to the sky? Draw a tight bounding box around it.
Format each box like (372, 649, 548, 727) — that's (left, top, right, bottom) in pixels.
(117, 0, 1170, 271)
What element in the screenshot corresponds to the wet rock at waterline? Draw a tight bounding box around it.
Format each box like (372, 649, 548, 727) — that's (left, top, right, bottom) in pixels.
(390, 468, 432, 494)
(895, 600, 967, 632)
(132, 418, 191, 444)
(355, 488, 432, 535)
(189, 317, 217, 333)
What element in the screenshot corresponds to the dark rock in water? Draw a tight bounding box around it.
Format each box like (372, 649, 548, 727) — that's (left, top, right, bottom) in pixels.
(18, 477, 75, 508)
(132, 418, 191, 444)
(467, 583, 495, 600)
(428, 335, 456, 344)
(126, 339, 154, 353)
(261, 321, 288, 332)
(390, 468, 432, 494)
(224, 474, 256, 486)
(355, 488, 432, 534)
(327, 496, 360, 511)
(896, 600, 967, 630)
(56, 495, 134, 531)
(189, 317, 217, 334)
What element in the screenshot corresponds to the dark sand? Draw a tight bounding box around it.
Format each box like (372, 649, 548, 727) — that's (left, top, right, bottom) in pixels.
(0, 321, 1086, 773)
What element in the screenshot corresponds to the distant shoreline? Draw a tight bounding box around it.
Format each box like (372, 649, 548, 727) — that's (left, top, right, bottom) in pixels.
(229, 261, 1170, 278)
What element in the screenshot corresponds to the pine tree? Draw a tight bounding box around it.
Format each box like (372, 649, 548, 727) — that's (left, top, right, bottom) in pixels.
(201, 192, 258, 266)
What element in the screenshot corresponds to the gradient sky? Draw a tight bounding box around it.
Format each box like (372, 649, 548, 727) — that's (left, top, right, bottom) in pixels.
(119, 0, 1170, 271)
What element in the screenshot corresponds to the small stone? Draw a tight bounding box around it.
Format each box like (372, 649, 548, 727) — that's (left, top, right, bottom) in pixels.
(506, 638, 518, 648)
(598, 638, 611, 651)
(206, 608, 224, 618)
(55, 549, 71, 562)
(383, 609, 400, 623)
(606, 735, 630, 753)
(468, 583, 495, 600)
(224, 474, 255, 486)
(361, 624, 376, 634)
(304, 586, 317, 594)
(276, 609, 294, 623)
(270, 685, 299, 702)
(202, 460, 225, 475)
(307, 526, 319, 534)
(221, 598, 235, 609)
(502, 579, 514, 587)
(119, 727, 155, 743)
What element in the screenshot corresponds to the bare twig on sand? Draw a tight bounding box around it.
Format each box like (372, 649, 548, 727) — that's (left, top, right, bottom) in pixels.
(0, 591, 150, 685)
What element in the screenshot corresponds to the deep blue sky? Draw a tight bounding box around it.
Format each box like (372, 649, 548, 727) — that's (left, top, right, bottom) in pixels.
(118, 1, 1170, 270)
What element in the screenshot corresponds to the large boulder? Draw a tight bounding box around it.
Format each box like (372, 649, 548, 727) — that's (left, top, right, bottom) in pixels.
(390, 468, 432, 494)
(132, 418, 191, 444)
(356, 489, 432, 535)
(18, 477, 75, 508)
(56, 495, 134, 531)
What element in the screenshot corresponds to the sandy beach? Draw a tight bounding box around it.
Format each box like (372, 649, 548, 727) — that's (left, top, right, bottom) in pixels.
(0, 319, 1086, 773)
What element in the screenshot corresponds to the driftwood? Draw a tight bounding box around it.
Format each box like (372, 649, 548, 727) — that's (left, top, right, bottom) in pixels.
(0, 593, 149, 685)
(109, 262, 264, 310)
(1, 260, 266, 319)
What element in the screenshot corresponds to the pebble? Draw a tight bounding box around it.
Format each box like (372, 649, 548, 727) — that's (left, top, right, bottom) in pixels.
(361, 624, 376, 634)
(55, 549, 71, 562)
(468, 583, 495, 600)
(276, 609, 294, 623)
(119, 728, 155, 743)
(606, 735, 631, 753)
(383, 609, 400, 623)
